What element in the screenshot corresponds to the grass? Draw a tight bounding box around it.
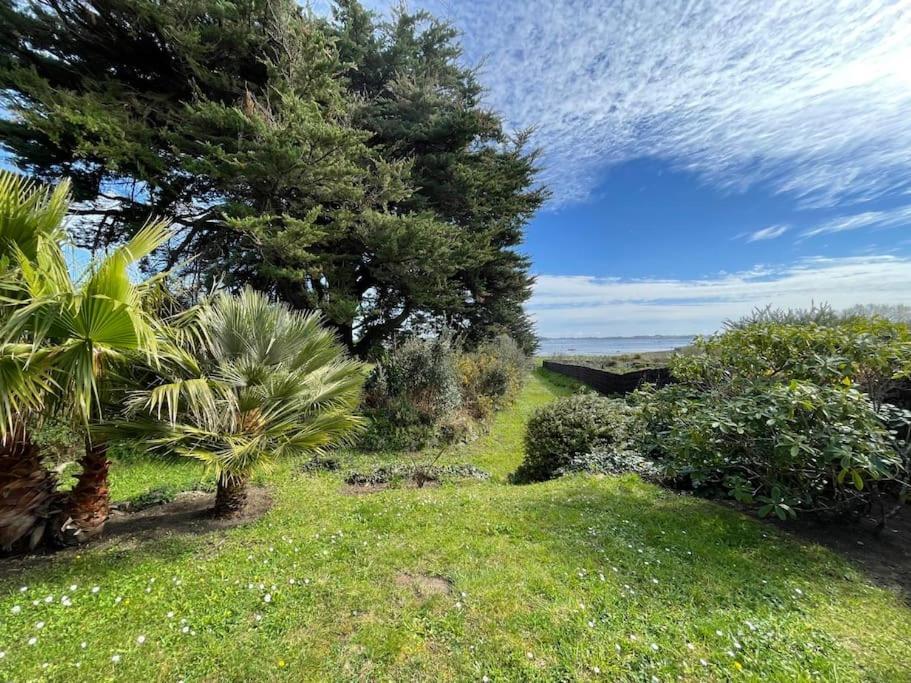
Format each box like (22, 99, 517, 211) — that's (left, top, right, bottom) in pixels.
(1, 368, 909, 681)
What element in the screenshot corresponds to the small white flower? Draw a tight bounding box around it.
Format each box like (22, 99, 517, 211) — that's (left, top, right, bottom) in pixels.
(699, 658, 708, 666)
(593, 666, 601, 674)
(686, 643, 694, 651)
(715, 630, 723, 637)
(91, 586, 100, 594)
(44, 595, 53, 603)
(81, 642, 87, 649)
(27, 637, 37, 646)
(136, 635, 146, 645)
(181, 626, 190, 634)
(11, 605, 21, 615)
(526, 651, 534, 659)
(651, 578, 659, 585)
(35, 621, 45, 630)
(19, 586, 27, 592)
(587, 620, 595, 628)
(167, 611, 175, 619)
(289, 579, 295, 585)
(263, 594, 272, 603)
(111, 654, 121, 664)
(794, 588, 803, 596)
(254, 614, 262, 622)
(115, 596, 123, 604)
(650, 643, 659, 652)
(0, 651, 5, 659)
(482, 677, 489, 683)
(69, 584, 78, 591)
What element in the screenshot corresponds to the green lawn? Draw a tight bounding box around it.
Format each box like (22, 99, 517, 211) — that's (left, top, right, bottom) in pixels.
(1, 368, 909, 681)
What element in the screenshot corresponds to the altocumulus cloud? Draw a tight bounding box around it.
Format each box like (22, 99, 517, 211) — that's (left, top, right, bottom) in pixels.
(529, 256, 911, 337)
(384, 0, 911, 209)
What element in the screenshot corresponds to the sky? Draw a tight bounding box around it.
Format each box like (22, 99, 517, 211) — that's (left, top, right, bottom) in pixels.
(355, 0, 911, 337)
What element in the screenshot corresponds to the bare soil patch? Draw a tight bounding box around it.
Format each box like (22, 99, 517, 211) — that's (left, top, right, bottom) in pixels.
(394, 572, 453, 597)
(0, 487, 271, 576)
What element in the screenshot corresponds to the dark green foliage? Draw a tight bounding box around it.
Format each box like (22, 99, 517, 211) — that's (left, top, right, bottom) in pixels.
(0, 0, 545, 356)
(514, 393, 632, 482)
(329, 1, 547, 353)
(638, 315, 911, 519)
(635, 381, 907, 519)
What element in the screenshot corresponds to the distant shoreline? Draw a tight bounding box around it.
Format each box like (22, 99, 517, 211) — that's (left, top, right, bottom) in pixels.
(537, 335, 695, 356)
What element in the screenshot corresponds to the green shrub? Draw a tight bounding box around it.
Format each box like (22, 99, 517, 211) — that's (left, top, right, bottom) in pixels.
(365, 333, 462, 421)
(459, 335, 528, 419)
(673, 316, 911, 408)
(514, 393, 633, 482)
(361, 333, 462, 451)
(634, 380, 907, 519)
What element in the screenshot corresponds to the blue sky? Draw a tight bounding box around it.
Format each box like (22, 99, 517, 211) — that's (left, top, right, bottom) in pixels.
(353, 0, 911, 336)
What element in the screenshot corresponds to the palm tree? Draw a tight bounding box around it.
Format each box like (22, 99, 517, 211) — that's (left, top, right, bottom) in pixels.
(1, 170, 179, 543)
(0, 171, 70, 551)
(129, 288, 366, 517)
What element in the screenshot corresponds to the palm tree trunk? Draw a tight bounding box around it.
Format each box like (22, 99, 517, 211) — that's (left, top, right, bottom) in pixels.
(213, 475, 248, 518)
(0, 424, 58, 553)
(61, 439, 111, 542)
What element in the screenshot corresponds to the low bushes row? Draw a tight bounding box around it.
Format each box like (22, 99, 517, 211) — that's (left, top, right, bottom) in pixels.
(516, 312, 911, 522)
(360, 333, 529, 451)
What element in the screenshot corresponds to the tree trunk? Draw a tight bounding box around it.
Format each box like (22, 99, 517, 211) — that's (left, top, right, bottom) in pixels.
(0, 425, 58, 553)
(60, 440, 111, 543)
(213, 475, 248, 518)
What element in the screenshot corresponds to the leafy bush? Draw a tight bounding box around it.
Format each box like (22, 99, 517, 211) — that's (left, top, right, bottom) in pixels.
(635, 379, 908, 519)
(673, 316, 911, 409)
(365, 333, 462, 421)
(362, 333, 528, 450)
(514, 393, 633, 482)
(361, 333, 463, 451)
(459, 335, 528, 419)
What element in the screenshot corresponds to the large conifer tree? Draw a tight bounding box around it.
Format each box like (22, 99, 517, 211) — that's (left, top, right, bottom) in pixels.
(0, 0, 545, 355)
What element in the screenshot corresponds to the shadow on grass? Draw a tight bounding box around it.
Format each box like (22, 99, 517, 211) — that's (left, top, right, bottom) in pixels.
(505, 475, 866, 612)
(0, 488, 272, 582)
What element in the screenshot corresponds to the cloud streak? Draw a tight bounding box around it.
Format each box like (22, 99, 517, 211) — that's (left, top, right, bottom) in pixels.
(801, 204, 911, 238)
(394, 0, 911, 209)
(747, 225, 788, 242)
(529, 255, 911, 336)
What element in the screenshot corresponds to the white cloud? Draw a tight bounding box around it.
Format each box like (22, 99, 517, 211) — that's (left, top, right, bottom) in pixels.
(529, 255, 911, 336)
(747, 225, 788, 242)
(382, 0, 911, 208)
(801, 203, 911, 238)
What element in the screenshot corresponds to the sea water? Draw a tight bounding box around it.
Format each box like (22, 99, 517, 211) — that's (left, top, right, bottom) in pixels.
(538, 336, 695, 356)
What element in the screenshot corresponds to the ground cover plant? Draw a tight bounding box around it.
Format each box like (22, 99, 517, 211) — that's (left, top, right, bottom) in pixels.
(1, 368, 910, 681)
